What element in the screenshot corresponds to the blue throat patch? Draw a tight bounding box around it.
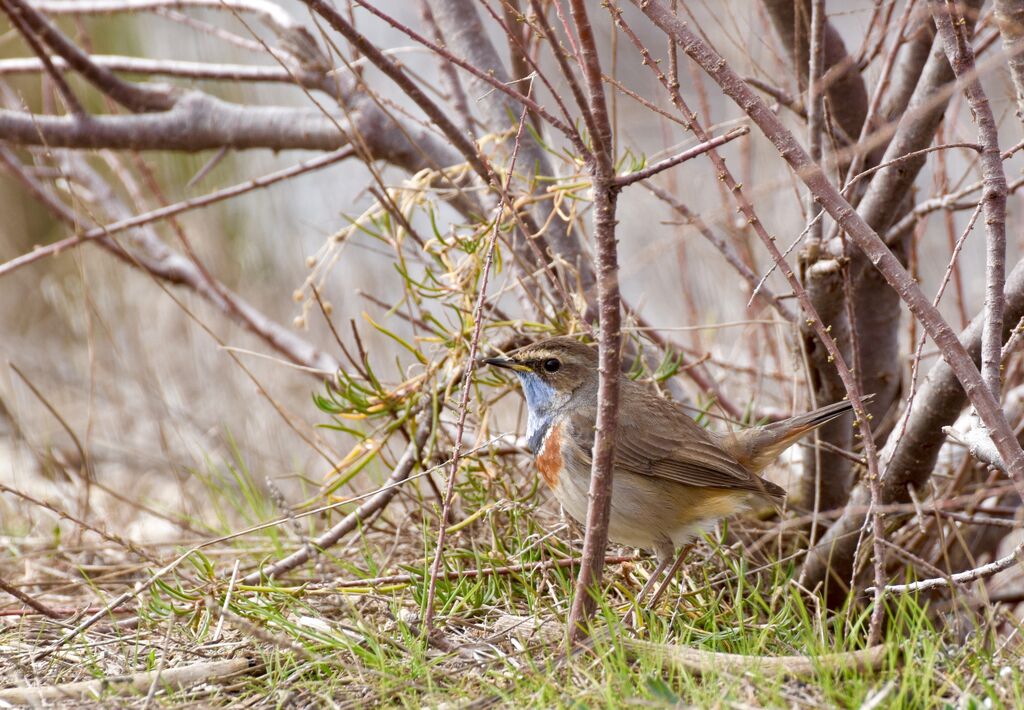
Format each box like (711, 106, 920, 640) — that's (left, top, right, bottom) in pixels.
(516, 372, 556, 452)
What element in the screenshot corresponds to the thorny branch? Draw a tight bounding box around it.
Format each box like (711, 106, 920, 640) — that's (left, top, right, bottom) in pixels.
(565, 0, 622, 645)
(931, 0, 1008, 402)
(631, 0, 1024, 500)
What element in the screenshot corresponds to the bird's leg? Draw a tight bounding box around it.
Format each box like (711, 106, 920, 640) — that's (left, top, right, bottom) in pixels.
(646, 543, 693, 609)
(623, 540, 682, 626)
(634, 554, 673, 603)
(624, 553, 673, 628)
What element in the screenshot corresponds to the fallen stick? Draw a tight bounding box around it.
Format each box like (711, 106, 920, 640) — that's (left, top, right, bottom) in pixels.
(321, 554, 638, 589)
(490, 615, 888, 677)
(876, 536, 1024, 594)
(0, 606, 133, 618)
(0, 577, 61, 619)
(622, 638, 887, 676)
(0, 658, 257, 705)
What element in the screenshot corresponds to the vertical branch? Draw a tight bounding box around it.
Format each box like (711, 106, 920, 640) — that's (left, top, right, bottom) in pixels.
(838, 240, 886, 646)
(798, 0, 938, 519)
(803, 0, 828, 538)
(806, 1, 825, 186)
(419, 0, 474, 136)
(994, 0, 1024, 120)
(932, 0, 1008, 402)
(565, 0, 622, 645)
(503, 0, 532, 85)
(760, 0, 869, 143)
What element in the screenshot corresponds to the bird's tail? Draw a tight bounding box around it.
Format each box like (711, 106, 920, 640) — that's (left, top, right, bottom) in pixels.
(713, 396, 871, 475)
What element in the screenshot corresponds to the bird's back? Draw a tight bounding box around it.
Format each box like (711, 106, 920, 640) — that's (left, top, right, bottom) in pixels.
(569, 377, 785, 502)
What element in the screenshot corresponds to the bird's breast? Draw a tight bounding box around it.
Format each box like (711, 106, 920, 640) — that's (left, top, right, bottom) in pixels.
(535, 420, 565, 488)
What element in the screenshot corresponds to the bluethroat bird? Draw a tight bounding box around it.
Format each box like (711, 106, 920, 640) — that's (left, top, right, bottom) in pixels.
(485, 336, 856, 603)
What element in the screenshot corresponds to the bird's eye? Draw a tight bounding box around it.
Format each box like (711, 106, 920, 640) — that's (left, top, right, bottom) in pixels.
(542, 358, 561, 373)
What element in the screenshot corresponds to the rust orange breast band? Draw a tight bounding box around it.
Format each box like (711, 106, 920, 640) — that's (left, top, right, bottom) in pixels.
(536, 421, 563, 488)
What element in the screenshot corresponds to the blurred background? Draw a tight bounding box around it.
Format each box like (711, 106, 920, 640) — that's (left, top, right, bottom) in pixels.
(0, 0, 1018, 543)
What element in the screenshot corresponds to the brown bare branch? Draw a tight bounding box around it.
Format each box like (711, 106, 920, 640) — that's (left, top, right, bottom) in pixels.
(630, 0, 1024, 493)
(0, 91, 458, 166)
(760, 0, 869, 142)
(645, 184, 796, 322)
(614, 126, 750, 188)
(995, 0, 1024, 119)
(242, 410, 431, 584)
(802, 258, 1024, 593)
(0, 147, 355, 278)
(0, 147, 341, 375)
(565, 0, 621, 645)
(0, 54, 324, 85)
(2, 0, 175, 111)
(932, 0, 1008, 401)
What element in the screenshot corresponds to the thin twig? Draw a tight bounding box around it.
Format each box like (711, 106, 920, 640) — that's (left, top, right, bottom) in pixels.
(613, 126, 749, 188)
(0, 147, 355, 278)
(422, 101, 532, 633)
(876, 537, 1024, 594)
(0, 576, 62, 619)
(32, 0, 298, 33)
(645, 184, 795, 322)
(321, 554, 637, 590)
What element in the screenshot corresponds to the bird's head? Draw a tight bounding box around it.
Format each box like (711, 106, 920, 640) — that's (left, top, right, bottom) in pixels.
(484, 336, 598, 415)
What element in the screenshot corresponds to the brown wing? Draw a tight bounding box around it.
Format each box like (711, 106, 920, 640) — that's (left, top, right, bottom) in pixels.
(569, 379, 774, 496)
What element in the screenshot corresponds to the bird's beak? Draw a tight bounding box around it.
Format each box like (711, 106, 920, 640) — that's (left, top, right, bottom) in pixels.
(483, 357, 531, 372)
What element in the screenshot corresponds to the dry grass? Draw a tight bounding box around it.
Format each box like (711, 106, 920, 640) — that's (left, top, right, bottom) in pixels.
(2, 433, 1023, 707)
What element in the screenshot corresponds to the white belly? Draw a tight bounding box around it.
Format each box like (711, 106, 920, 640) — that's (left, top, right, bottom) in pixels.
(536, 420, 750, 556)
(552, 464, 712, 553)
